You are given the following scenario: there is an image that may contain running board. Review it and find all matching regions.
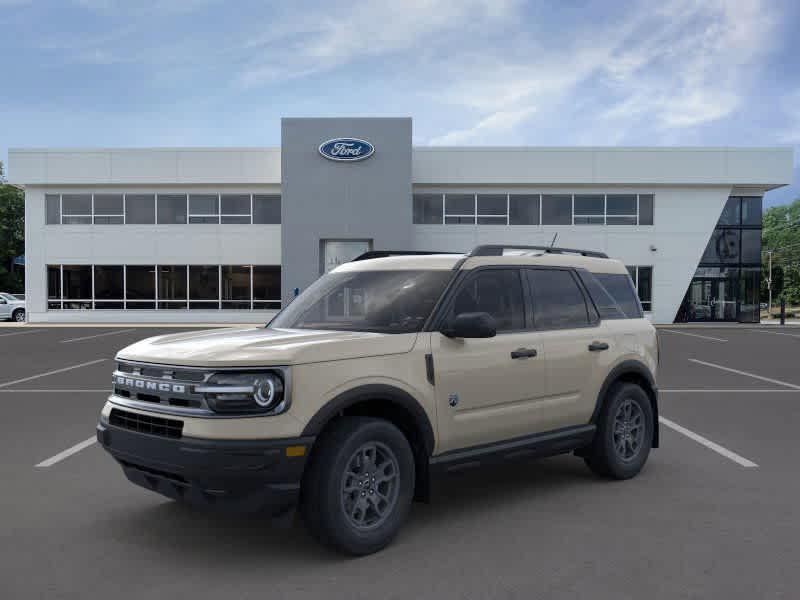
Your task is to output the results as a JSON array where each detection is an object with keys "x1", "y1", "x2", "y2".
[{"x1": 430, "y1": 424, "x2": 596, "y2": 473}]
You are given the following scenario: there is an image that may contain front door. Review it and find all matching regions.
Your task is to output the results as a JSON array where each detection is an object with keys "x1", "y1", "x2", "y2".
[{"x1": 431, "y1": 268, "x2": 548, "y2": 453}]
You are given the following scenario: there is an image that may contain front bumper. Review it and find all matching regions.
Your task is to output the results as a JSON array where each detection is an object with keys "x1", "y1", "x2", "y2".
[{"x1": 97, "y1": 419, "x2": 314, "y2": 515}]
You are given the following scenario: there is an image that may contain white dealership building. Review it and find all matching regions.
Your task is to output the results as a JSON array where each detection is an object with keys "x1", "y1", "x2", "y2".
[{"x1": 8, "y1": 117, "x2": 794, "y2": 325}]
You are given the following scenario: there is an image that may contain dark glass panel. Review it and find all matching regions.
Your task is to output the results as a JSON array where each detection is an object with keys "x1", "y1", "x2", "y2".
[
  {"x1": 158, "y1": 266, "x2": 187, "y2": 300},
  {"x1": 125, "y1": 194, "x2": 156, "y2": 224},
  {"x1": 93, "y1": 266, "x2": 123, "y2": 299},
  {"x1": 509, "y1": 194, "x2": 540, "y2": 225},
  {"x1": 253, "y1": 266, "x2": 280, "y2": 300},
  {"x1": 606, "y1": 194, "x2": 637, "y2": 215},
  {"x1": 741, "y1": 197, "x2": 762, "y2": 226},
  {"x1": 574, "y1": 195, "x2": 604, "y2": 215},
  {"x1": 541, "y1": 195, "x2": 571, "y2": 225},
  {"x1": 701, "y1": 229, "x2": 740, "y2": 263},
  {"x1": 46, "y1": 195, "x2": 60, "y2": 224},
  {"x1": 189, "y1": 265, "x2": 219, "y2": 301},
  {"x1": 222, "y1": 266, "x2": 251, "y2": 301},
  {"x1": 62, "y1": 266, "x2": 91, "y2": 299},
  {"x1": 157, "y1": 194, "x2": 187, "y2": 224},
  {"x1": 717, "y1": 197, "x2": 741, "y2": 226},
  {"x1": 126, "y1": 266, "x2": 156, "y2": 299},
  {"x1": 638, "y1": 194, "x2": 654, "y2": 225},
  {"x1": 47, "y1": 266, "x2": 61, "y2": 299},
  {"x1": 444, "y1": 194, "x2": 474, "y2": 216},
  {"x1": 739, "y1": 267, "x2": 760, "y2": 323},
  {"x1": 528, "y1": 269, "x2": 590, "y2": 328},
  {"x1": 740, "y1": 229, "x2": 761, "y2": 263},
  {"x1": 253, "y1": 195, "x2": 281, "y2": 224},
  {"x1": 476, "y1": 194, "x2": 507, "y2": 216}
]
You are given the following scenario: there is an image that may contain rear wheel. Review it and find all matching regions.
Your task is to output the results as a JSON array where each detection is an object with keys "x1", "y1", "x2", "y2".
[
  {"x1": 584, "y1": 382, "x2": 653, "y2": 479},
  {"x1": 12, "y1": 309, "x2": 25, "y2": 322},
  {"x1": 301, "y1": 417, "x2": 415, "y2": 555}
]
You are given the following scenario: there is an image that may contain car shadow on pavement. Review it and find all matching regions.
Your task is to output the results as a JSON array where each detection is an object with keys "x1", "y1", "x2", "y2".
[{"x1": 102, "y1": 454, "x2": 608, "y2": 561}]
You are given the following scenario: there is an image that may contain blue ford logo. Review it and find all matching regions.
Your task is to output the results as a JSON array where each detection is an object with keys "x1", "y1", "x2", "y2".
[{"x1": 318, "y1": 138, "x2": 375, "y2": 162}]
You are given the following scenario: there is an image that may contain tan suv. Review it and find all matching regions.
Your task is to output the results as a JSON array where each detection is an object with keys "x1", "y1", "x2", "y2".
[{"x1": 97, "y1": 245, "x2": 659, "y2": 555}]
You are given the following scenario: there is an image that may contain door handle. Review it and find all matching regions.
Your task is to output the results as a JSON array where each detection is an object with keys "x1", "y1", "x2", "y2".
[
  {"x1": 511, "y1": 348, "x2": 538, "y2": 359},
  {"x1": 588, "y1": 341, "x2": 609, "y2": 352}
]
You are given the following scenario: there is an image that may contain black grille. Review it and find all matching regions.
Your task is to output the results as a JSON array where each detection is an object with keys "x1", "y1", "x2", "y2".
[{"x1": 109, "y1": 408, "x2": 184, "y2": 439}]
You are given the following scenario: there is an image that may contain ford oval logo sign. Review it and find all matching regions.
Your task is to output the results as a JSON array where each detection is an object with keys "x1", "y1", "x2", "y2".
[{"x1": 318, "y1": 138, "x2": 375, "y2": 162}]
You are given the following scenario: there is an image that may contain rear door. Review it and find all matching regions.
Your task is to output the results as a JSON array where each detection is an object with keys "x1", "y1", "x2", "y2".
[
  {"x1": 0, "y1": 296, "x2": 10, "y2": 319},
  {"x1": 525, "y1": 268, "x2": 612, "y2": 429},
  {"x1": 431, "y1": 267, "x2": 548, "y2": 452}
]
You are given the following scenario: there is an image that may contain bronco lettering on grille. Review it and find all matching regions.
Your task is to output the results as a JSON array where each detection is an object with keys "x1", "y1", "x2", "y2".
[{"x1": 114, "y1": 375, "x2": 186, "y2": 394}]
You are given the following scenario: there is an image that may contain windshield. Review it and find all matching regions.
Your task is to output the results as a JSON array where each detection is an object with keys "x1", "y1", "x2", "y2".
[{"x1": 270, "y1": 270, "x2": 453, "y2": 333}]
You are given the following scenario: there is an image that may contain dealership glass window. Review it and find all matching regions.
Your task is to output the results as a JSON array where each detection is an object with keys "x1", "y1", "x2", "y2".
[
  {"x1": 253, "y1": 194, "x2": 281, "y2": 224},
  {"x1": 47, "y1": 264, "x2": 281, "y2": 311},
  {"x1": 125, "y1": 194, "x2": 155, "y2": 225},
  {"x1": 253, "y1": 266, "x2": 281, "y2": 309},
  {"x1": 62, "y1": 265, "x2": 92, "y2": 309},
  {"x1": 605, "y1": 194, "x2": 637, "y2": 225},
  {"x1": 476, "y1": 194, "x2": 507, "y2": 225},
  {"x1": 626, "y1": 265, "x2": 653, "y2": 312},
  {"x1": 741, "y1": 196, "x2": 762, "y2": 226},
  {"x1": 125, "y1": 265, "x2": 155, "y2": 309},
  {"x1": 61, "y1": 194, "x2": 92, "y2": 224},
  {"x1": 46, "y1": 194, "x2": 61, "y2": 224},
  {"x1": 740, "y1": 229, "x2": 761, "y2": 264},
  {"x1": 222, "y1": 265, "x2": 252, "y2": 309},
  {"x1": 717, "y1": 197, "x2": 741, "y2": 226},
  {"x1": 701, "y1": 229, "x2": 741, "y2": 263},
  {"x1": 739, "y1": 267, "x2": 760, "y2": 323},
  {"x1": 158, "y1": 266, "x2": 187, "y2": 309},
  {"x1": 93, "y1": 194, "x2": 124, "y2": 224},
  {"x1": 157, "y1": 194, "x2": 187, "y2": 224},
  {"x1": 413, "y1": 194, "x2": 443, "y2": 224},
  {"x1": 509, "y1": 194, "x2": 540, "y2": 225},
  {"x1": 93, "y1": 266, "x2": 124, "y2": 309},
  {"x1": 541, "y1": 195, "x2": 572, "y2": 225},
  {"x1": 573, "y1": 195, "x2": 605, "y2": 224},
  {"x1": 189, "y1": 194, "x2": 220, "y2": 224},
  {"x1": 47, "y1": 265, "x2": 62, "y2": 309},
  {"x1": 189, "y1": 265, "x2": 219, "y2": 309},
  {"x1": 444, "y1": 194, "x2": 475, "y2": 224},
  {"x1": 638, "y1": 194, "x2": 654, "y2": 225},
  {"x1": 221, "y1": 194, "x2": 251, "y2": 224}
]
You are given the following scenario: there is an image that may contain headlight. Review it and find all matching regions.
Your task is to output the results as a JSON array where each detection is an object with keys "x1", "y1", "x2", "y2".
[{"x1": 195, "y1": 371, "x2": 287, "y2": 415}]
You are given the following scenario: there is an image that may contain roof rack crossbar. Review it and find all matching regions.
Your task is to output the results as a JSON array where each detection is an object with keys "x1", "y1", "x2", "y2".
[
  {"x1": 351, "y1": 250, "x2": 456, "y2": 262},
  {"x1": 469, "y1": 245, "x2": 609, "y2": 259}
]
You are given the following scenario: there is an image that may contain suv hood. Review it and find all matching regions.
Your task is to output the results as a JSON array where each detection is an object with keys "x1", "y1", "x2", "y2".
[{"x1": 116, "y1": 327, "x2": 418, "y2": 367}]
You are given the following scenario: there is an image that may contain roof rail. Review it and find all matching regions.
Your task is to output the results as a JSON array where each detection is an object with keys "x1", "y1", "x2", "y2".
[
  {"x1": 351, "y1": 250, "x2": 456, "y2": 262},
  {"x1": 470, "y1": 245, "x2": 609, "y2": 259}
]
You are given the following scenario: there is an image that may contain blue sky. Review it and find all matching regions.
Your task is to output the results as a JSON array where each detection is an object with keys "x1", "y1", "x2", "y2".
[{"x1": 1, "y1": 0, "x2": 798, "y2": 206}]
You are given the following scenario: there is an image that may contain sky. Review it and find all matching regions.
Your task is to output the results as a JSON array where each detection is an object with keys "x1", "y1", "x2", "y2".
[{"x1": 1, "y1": 0, "x2": 798, "y2": 207}]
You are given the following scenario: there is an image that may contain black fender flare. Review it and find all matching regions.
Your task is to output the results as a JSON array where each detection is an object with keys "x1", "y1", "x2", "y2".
[
  {"x1": 301, "y1": 384, "x2": 436, "y2": 456},
  {"x1": 591, "y1": 360, "x2": 659, "y2": 448}
]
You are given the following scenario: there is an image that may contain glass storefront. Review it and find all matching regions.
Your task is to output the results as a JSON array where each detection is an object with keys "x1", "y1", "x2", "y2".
[{"x1": 676, "y1": 197, "x2": 762, "y2": 323}]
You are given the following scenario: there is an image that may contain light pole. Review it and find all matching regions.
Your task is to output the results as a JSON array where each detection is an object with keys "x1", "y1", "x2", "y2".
[{"x1": 767, "y1": 250, "x2": 773, "y2": 319}]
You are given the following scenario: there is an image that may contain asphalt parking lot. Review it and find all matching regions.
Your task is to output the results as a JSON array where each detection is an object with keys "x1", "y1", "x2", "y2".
[{"x1": 2, "y1": 324, "x2": 799, "y2": 599}]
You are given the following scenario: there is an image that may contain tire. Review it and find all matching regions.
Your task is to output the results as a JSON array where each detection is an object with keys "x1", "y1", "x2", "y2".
[
  {"x1": 584, "y1": 382, "x2": 653, "y2": 480},
  {"x1": 12, "y1": 309, "x2": 25, "y2": 322},
  {"x1": 301, "y1": 417, "x2": 415, "y2": 555}
]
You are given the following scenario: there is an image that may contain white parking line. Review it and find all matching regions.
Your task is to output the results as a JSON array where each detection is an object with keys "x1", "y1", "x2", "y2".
[
  {"x1": 0, "y1": 359, "x2": 106, "y2": 388},
  {"x1": 60, "y1": 329, "x2": 135, "y2": 343},
  {"x1": 659, "y1": 416, "x2": 758, "y2": 468},
  {"x1": 0, "y1": 329, "x2": 44, "y2": 338},
  {"x1": 661, "y1": 388, "x2": 800, "y2": 393},
  {"x1": 35, "y1": 436, "x2": 97, "y2": 468},
  {"x1": 660, "y1": 329, "x2": 727, "y2": 342},
  {"x1": 689, "y1": 358, "x2": 800, "y2": 390},
  {"x1": 0, "y1": 389, "x2": 109, "y2": 393},
  {"x1": 747, "y1": 329, "x2": 800, "y2": 338}
]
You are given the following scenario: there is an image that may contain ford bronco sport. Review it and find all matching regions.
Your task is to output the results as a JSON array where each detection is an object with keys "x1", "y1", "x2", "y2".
[{"x1": 97, "y1": 245, "x2": 659, "y2": 555}]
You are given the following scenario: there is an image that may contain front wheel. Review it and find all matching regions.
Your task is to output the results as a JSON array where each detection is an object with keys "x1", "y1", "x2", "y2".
[
  {"x1": 12, "y1": 309, "x2": 25, "y2": 322},
  {"x1": 584, "y1": 382, "x2": 653, "y2": 479},
  {"x1": 301, "y1": 417, "x2": 415, "y2": 555}
]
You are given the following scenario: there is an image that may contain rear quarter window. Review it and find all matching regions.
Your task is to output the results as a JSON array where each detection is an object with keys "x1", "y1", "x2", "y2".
[{"x1": 592, "y1": 273, "x2": 643, "y2": 318}]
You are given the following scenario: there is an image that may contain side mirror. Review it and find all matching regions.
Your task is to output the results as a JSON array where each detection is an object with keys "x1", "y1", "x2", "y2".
[{"x1": 442, "y1": 312, "x2": 496, "y2": 339}]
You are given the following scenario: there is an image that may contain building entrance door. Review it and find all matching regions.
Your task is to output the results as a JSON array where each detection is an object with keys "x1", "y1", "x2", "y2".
[{"x1": 683, "y1": 277, "x2": 738, "y2": 321}]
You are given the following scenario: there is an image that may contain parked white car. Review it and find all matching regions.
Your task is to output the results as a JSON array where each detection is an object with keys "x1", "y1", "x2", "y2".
[{"x1": 0, "y1": 293, "x2": 26, "y2": 322}]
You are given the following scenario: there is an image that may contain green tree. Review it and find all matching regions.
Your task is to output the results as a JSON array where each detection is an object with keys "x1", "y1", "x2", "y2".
[
  {"x1": 762, "y1": 197, "x2": 800, "y2": 306},
  {"x1": 0, "y1": 162, "x2": 25, "y2": 293}
]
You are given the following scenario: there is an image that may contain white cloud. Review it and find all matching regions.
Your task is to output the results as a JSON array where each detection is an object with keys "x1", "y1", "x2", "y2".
[
  {"x1": 429, "y1": 0, "x2": 779, "y2": 144},
  {"x1": 429, "y1": 107, "x2": 536, "y2": 145}
]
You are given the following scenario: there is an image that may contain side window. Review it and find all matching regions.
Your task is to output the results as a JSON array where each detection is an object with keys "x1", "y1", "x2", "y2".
[
  {"x1": 594, "y1": 273, "x2": 643, "y2": 318},
  {"x1": 451, "y1": 269, "x2": 525, "y2": 332},
  {"x1": 527, "y1": 269, "x2": 590, "y2": 329}
]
